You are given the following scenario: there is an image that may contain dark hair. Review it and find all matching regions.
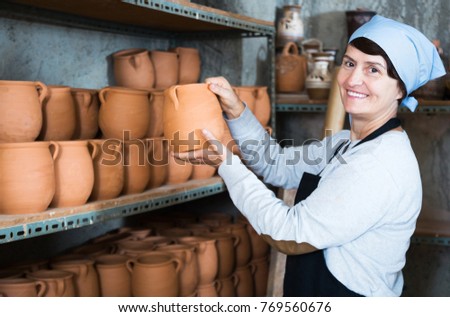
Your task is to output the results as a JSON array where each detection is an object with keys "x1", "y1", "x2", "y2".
[{"x1": 349, "y1": 37, "x2": 407, "y2": 101}]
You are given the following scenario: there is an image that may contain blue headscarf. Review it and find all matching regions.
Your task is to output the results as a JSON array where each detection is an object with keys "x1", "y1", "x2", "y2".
[{"x1": 349, "y1": 15, "x2": 446, "y2": 111}]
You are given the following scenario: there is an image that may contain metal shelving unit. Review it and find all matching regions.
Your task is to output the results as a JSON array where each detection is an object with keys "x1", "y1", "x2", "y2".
[{"x1": 0, "y1": 1, "x2": 275, "y2": 244}]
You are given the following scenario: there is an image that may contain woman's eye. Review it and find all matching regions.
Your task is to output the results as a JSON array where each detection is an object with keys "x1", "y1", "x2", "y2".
[
  {"x1": 369, "y1": 67, "x2": 379, "y2": 73},
  {"x1": 344, "y1": 60, "x2": 354, "y2": 67}
]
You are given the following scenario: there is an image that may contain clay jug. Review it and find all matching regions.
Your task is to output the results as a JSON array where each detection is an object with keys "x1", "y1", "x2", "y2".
[
  {"x1": 233, "y1": 86, "x2": 256, "y2": 113},
  {"x1": 169, "y1": 47, "x2": 201, "y2": 84},
  {"x1": 94, "y1": 254, "x2": 131, "y2": 297},
  {"x1": 0, "y1": 80, "x2": 48, "y2": 142},
  {"x1": 98, "y1": 86, "x2": 151, "y2": 140},
  {"x1": 50, "y1": 258, "x2": 100, "y2": 297},
  {"x1": 163, "y1": 83, "x2": 224, "y2": 152},
  {"x1": 50, "y1": 140, "x2": 95, "y2": 208},
  {"x1": 115, "y1": 240, "x2": 154, "y2": 258},
  {"x1": 26, "y1": 269, "x2": 76, "y2": 297},
  {"x1": 213, "y1": 222, "x2": 252, "y2": 267},
  {"x1": 276, "y1": 5, "x2": 304, "y2": 48},
  {"x1": 191, "y1": 164, "x2": 217, "y2": 180},
  {"x1": 89, "y1": 139, "x2": 124, "y2": 201},
  {"x1": 249, "y1": 256, "x2": 269, "y2": 297},
  {"x1": 276, "y1": 42, "x2": 307, "y2": 93},
  {"x1": 39, "y1": 85, "x2": 76, "y2": 141},
  {"x1": 200, "y1": 232, "x2": 237, "y2": 279},
  {"x1": 217, "y1": 275, "x2": 238, "y2": 297},
  {"x1": 176, "y1": 236, "x2": 218, "y2": 285},
  {"x1": 238, "y1": 218, "x2": 270, "y2": 260},
  {"x1": 113, "y1": 48, "x2": 155, "y2": 90},
  {"x1": 234, "y1": 264, "x2": 255, "y2": 297},
  {"x1": 253, "y1": 86, "x2": 271, "y2": 126},
  {"x1": 147, "y1": 89, "x2": 165, "y2": 137},
  {"x1": 305, "y1": 59, "x2": 332, "y2": 100},
  {"x1": 0, "y1": 278, "x2": 46, "y2": 297},
  {"x1": 150, "y1": 50, "x2": 179, "y2": 89},
  {"x1": 127, "y1": 251, "x2": 182, "y2": 297},
  {"x1": 196, "y1": 280, "x2": 220, "y2": 297},
  {"x1": 146, "y1": 137, "x2": 169, "y2": 189},
  {"x1": 122, "y1": 139, "x2": 151, "y2": 195},
  {"x1": 156, "y1": 244, "x2": 199, "y2": 297},
  {"x1": 71, "y1": 88, "x2": 99, "y2": 140},
  {"x1": 0, "y1": 141, "x2": 57, "y2": 215},
  {"x1": 166, "y1": 154, "x2": 193, "y2": 185}
]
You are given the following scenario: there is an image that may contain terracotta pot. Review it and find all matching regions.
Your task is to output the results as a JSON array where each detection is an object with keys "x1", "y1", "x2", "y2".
[
  {"x1": 50, "y1": 258, "x2": 100, "y2": 297},
  {"x1": 253, "y1": 86, "x2": 271, "y2": 126},
  {"x1": 234, "y1": 264, "x2": 254, "y2": 297},
  {"x1": 213, "y1": 222, "x2": 252, "y2": 267},
  {"x1": 0, "y1": 141, "x2": 57, "y2": 215},
  {"x1": 0, "y1": 278, "x2": 46, "y2": 297},
  {"x1": 200, "y1": 232, "x2": 237, "y2": 279},
  {"x1": 163, "y1": 83, "x2": 224, "y2": 152},
  {"x1": 217, "y1": 276, "x2": 238, "y2": 297},
  {"x1": 95, "y1": 254, "x2": 131, "y2": 297},
  {"x1": 89, "y1": 139, "x2": 124, "y2": 201},
  {"x1": 176, "y1": 236, "x2": 218, "y2": 285},
  {"x1": 26, "y1": 269, "x2": 76, "y2": 297},
  {"x1": 147, "y1": 89, "x2": 165, "y2": 137},
  {"x1": 169, "y1": 47, "x2": 201, "y2": 84},
  {"x1": 115, "y1": 240, "x2": 154, "y2": 258},
  {"x1": 249, "y1": 256, "x2": 269, "y2": 297},
  {"x1": 238, "y1": 219, "x2": 270, "y2": 260},
  {"x1": 233, "y1": 86, "x2": 256, "y2": 112},
  {"x1": 146, "y1": 137, "x2": 169, "y2": 189},
  {"x1": 127, "y1": 251, "x2": 182, "y2": 297},
  {"x1": 150, "y1": 50, "x2": 179, "y2": 89},
  {"x1": 196, "y1": 280, "x2": 220, "y2": 297},
  {"x1": 122, "y1": 139, "x2": 151, "y2": 195},
  {"x1": 156, "y1": 244, "x2": 199, "y2": 296},
  {"x1": 0, "y1": 80, "x2": 48, "y2": 142},
  {"x1": 166, "y1": 154, "x2": 193, "y2": 185},
  {"x1": 276, "y1": 42, "x2": 307, "y2": 93},
  {"x1": 51, "y1": 140, "x2": 95, "y2": 208},
  {"x1": 126, "y1": 227, "x2": 153, "y2": 240},
  {"x1": 71, "y1": 88, "x2": 100, "y2": 140},
  {"x1": 191, "y1": 164, "x2": 217, "y2": 180},
  {"x1": 113, "y1": 48, "x2": 155, "y2": 90},
  {"x1": 98, "y1": 86, "x2": 151, "y2": 140},
  {"x1": 39, "y1": 85, "x2": 76, "y2": 141}
]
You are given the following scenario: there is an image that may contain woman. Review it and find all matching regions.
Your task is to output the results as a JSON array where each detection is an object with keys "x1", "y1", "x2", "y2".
[{"x1": 175, "y1": 15, "x2": 446, "y2": 296}]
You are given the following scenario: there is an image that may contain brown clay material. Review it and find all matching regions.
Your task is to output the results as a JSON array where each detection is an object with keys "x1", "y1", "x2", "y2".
[
  {"x1": 150, "y1": 50, "x2": 179, "y2": 89},
  {"x1": 39, "y1": 85, "x2": 76, "y2": 141},
  {"x1": 26, "y1": 269, "x2": 76, "y2": 297},
  {"x1": 0, "y1": 141, "x2": 56, "y2": 215},
  {"x1": 163, "y1": 83, "x2": 224, "y2": 152},
  {"x1": 147, "y1": 89, "x2": 165, "y2": 138},
  {"x1": 113, "y1": 48, "x2": 155, "y2": 90},
  {"x1": 71, "y1": 88, "x2": 100, "y2": 140},
  {"x1": 146, "y1": 137, "x2": 169, "y2": 189},
  {"x1": 0, "y1": 278, "x2": 47, "y2": 297},
  {"x1": 276, "y1": 42, "x2": 307, "y2": 93},
  {"x1": 166, "y1": 154, "x2": 192, "y2": 185},
  {"x1": 122, "y1": 139, "x2": 151, "y2": 195},
  {"x1": 169, "y1": 47, "x2": 201, "y2": 84},
  {"x1": 94, "y1": 254, "x2": 131, "y2": 297},
  {"x1": 0, "y1": 80, "x2": 48, "y2": 142}
]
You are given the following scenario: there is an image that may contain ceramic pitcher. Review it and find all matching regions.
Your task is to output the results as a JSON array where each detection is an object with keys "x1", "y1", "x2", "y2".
[
  {"x1": 71, "y1": 88, "x2": 99, "y2": 140},
  {"x1": 276, "y1": 42, "x2": 307, "y2": 93},
  {"x1": 113, "y1": 48, "x2": 155, "y2": 90},
  {"x1": 200, "y1": 232, "x2": 237, "y2": 279},
  {"x1": 126, "y1": 251, "x2": 182, "y2": 297},
  {"x1": 169, "y1": 47, "x2": 201, "y2": 84},
  {"x1": 39, "y1": 85, "x2": 76, "y2": 141},
  {"x1": 213, "y1": 222, "x2": 252, "y2": 267},
  {"x1": 98, "y1": 86, "x2": 151, "y2": 140},
  {"x1": 50, "y1": 140, "x2": 96, "y2": 208},
  {"x1": 0, "y1": 141, "x2": 57, "y2": 215},
  {"x1": 26, "y1": 269, "x2": 76, "y2": 297},
  {"x1": 0, "y1": 278, "x2": 46, "y2": 297},
  {"x1": 163, "y1": 83, "x2": 224, "y2": 152},
  {"x1": 89, "y1": 139, "x2": 124, "y2": 201},
  {"x1": 95, "y1": 254, "x2": 131, "y2": 297},
  {"x1": 0, "y1": 80, "x2": 48, "y2": 142}
]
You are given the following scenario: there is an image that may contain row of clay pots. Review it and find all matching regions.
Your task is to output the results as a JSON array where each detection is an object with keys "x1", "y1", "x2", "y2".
[
  {"x1": 113, "y1": 47, "x2": 201, "y2": 91},
  {"x1": 0, "y1": 137, "x2": 218, "y2": 215}
]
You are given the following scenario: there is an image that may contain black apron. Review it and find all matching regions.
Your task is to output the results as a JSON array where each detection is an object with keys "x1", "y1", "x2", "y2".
[{"x1": 283, "y1": 118, "x2": 401, "y2": 297}]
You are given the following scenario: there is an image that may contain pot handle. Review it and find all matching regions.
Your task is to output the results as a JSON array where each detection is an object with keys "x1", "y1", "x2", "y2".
[
  {"x1": 167, "y1": 85, "x2": 180, "y2": 110},
  {"x1": 231, "y1": 273, "x2": 240, "y2": 287},
  {"x1": 35, "y1": 81, "x2": 49, "y2": 105},
  {"x1": 126, "y1": 259, "x2": 135, "y2": 273},
  {"x1": 129, "y1": 53, "x2": 141, "y2": 69},
  {"x1": 56, "y1": 279, "x2": 66, "y2": 297},
  {"x1": 282, "y1": 42, "x2": 299, "y2": 56},
  {"x1": 232, "y1": 235, "x2": 240, "y2": 248},
  {"x1": 98, "y1": 87, "x2": 110, "y2": 104},
  {"x1": 76, "y1": 90, "x2": 93, "y2": 110},
  {"x1": 35, "y1": 280, "x2": 47, "y2": 297},
  {"x1": 87, "y1": 140, "x2": 100, "y2": 160},
  {"x1": 172, "y1": 257, "x2": 183, "y2": 275},
  {"x1": 49, "y1": 141, "x2": 60, "y2": 161}
]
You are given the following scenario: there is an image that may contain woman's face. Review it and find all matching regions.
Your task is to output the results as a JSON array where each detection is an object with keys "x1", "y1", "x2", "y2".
[{"x1": 337, "y1": 45, "x2": 403, "y2": 120}]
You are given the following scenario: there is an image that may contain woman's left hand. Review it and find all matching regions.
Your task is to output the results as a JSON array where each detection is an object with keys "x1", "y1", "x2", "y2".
[{"x1": 172, "y1": 129, "x2": 232, "y2": 167}]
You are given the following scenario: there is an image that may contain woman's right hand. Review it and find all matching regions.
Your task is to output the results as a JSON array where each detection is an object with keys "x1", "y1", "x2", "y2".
[{"x1": 205, "y1": 76, "x2": 245, "y2": 119}]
